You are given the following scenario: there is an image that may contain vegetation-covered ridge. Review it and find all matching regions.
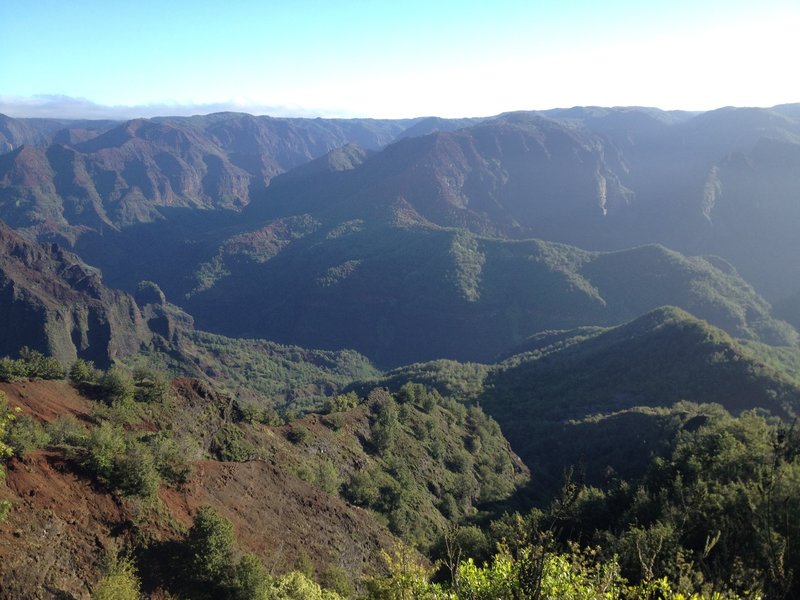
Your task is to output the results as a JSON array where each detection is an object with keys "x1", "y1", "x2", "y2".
[
  {"x1": 373, "y1": 306, "x2": 800, "y2": 493},
  {"x1": 4, "y1": 360, "x2": 799, "y2": 597},
  {"x1": 0, "y1": 221, "x2": 380, "y2": 408},
  {"x1": 175, "y1": 219, "x2": 796, "y2": 367},
  {"x1": 0, "y1": 352, "x2": 528, "y2": 598}
]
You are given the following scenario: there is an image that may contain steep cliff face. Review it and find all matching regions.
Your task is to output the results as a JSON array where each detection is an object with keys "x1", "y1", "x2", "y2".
[
  {"x1": 0, "y1": 113, "x2": 420, "y2": 239},
  {"x1": 0, "y1": 221, "x2": 150, "y2": 367}
]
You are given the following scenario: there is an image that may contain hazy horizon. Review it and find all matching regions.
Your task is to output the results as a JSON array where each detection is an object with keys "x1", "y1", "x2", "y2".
[
  {"x1": 2, "y1": 0, "x2": 799, "y2": 119},
  {"x1": 3, "y1": 95, "x2": 800, "y2": 123}
]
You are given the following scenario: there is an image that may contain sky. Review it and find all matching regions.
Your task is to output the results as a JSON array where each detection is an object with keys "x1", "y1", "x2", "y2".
[{"x1": 1, "y1": 0, "x2": 799, "y2": 120}]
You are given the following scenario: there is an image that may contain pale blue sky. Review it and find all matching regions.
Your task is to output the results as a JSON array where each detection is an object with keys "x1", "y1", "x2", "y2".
[{"x1": 1, "y1": 0, "x2": 799, "y2": 118}]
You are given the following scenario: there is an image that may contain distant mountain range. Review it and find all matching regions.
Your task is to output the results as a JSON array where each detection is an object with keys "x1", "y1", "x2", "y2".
[{"x1": 1, "y1": 105, "x2": 799, "y2": 368}]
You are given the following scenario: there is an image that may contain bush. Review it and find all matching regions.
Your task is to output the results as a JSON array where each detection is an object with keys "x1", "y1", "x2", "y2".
[
  {"x1": 233, "y1": 553, "x2": 269, "y2": 600},
  {"x1": 47, "y1": 415, "x2": 88, "y2": 447},
  {"x1": 186, "y1": 506, "x2": 236, "y2": 584},
  {"x1": 267, "y1": 571, "x2": 345, "y2": 599},
  {"x1": 371, "y1": 393, "x2": 399, "y2": 455},
  {"x1": 321, "y1": 565, "x2": 355, "y2": 598},
  {"x1": 0, "y1": 501, "x2": 10, "y2": 523},
  {"x1": 91, "y1": 555, "x2": 141, "y2": 600},
  {"x1": 447, "y1": 449, "x2": 473, "y2": 474},
  {"x1": 113, "y1": 440, "x2": 160, "y2": 498},
  {"x1": 324, "y1": 413, "x2": 346, "y2": 431},
  {"x1": 69, "y1": 359, "x2": 100, "y2": 386},
  {"x1": 97, "y1": 368, "x2": 136, "y2": 406},
  {"x1": 0, "y1": 394, "x2": 18, "y2": 462},
  {"x1": 323, "y1": 392, "x2": 359, "y2": 414},
  {"x1": 81, "y1": 422, "x2": 126, "y2": 482},
  {"x1": 5, "y1": 414, "x2": 50, "y2": 458},
  {"x1": 287, "y1": 426, "x2": 312, "y2": 444},
  {"x1": 238, "y1": 402, "x2": 282, "y2": 426},
  {"x1": 344, "y1": 469, "x2": 381, "y2": 507},
  {"x1": 0, "y1": 348, "x2": 66, "y2": 382},
  {"x1": 19, "y1": 348, "x2": 66, "y2": 380},
  {"x1": 149, "y1": 432, "x2": 195, "y2": 484},
  {"x1": 316, "y1": 459, "x2": 342, "y2": 495},
  {"x1": 211, "y1": 423, "x2": 252, "y2": 462},
  {"x1": 0, "y1": 357, "x2": 29, "y2": 382},
  {"x1": 133, "y1": 367, "x2": 170, "y2": 403}
]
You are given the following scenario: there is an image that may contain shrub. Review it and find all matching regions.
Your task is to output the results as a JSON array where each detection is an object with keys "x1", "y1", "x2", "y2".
[
  {"x1": 238, "y1": 403, "x2": 282, "y2": 426},
  {"x1": 324, "y1": 413, "x2": 346, "y2": 431},
  {"x1": 323, "y1": 391, "x2": 359, "y2": 414},
  {"x1": 113, "y1": 440, "x2": 160, "y2": 498},
  {"x1": 371, "y1": 394, "x2": 399, "y2": 455},
  {"x1": 421, "y1": 392, "x2": 439, "y2": 414},
  {"x1": 185, "y1": 506, "x2": 236, "y2": 584},
  {"x1": 149, "y1": 432, "x2": 194, "y2": 484},
  {"x1": 344, "y1": 469, "x2": 381, "y2": 507},
  {"x1": 232, "y1": 553, "x2": 269, "y2": 600},
  {"x1": 133, "y1": 367, "x2": 170, "y2": 404},
  {"x1": 91, "y1": 555, "x2": 141, "y2": 600},
  {"x1": 0, "y1": 394, "x2": 18, "y2": 523},
  {"x1": 0, "y1": 348, "x2": 66, "y2": 382},
  {"x1": 447, "y1": 449, "x2": 473, "y2": 474},
  {"x1": 46, "y1": 415, "x2": 88, "y2": 447},
  {"x1": 211, "y1": 423, "x2": 252, "y2": 462},
  {"x1": 80, "y1": 422, "x2": 126, "y2": 482},
  {"x1": 69, "y1": 359, "x2": 100, "y2": 386},
  {"x1": 97, "y1": 368, "x2": 136, "y2": 406},
  {"x1": 316, "y1": 459, "x2": 342, "y2": 495},
  {"x1": 268, "y1": 571, "x2": 345, "y2": 600},
  {"x1": 5, "y1": 414, "x2": 50, "y2": 458},
  {"x1": 78, "y1": 423, "x2": 163, "y2": 498},
  {"x1": 321, "y1": 565, "x2": 355, "y2": 598},
  {"x1": 287, "y1": 426, "x2": 312, "y2": 444},
  {"x1": 0, "y1": 357, "x2": 29, "y2": 382},
  {"x1": 19, "y1": 348, "x2": 66, "y2": 380},
  {"x1": 0, "y1": 394, "x2": 18, "y2": 465},
  {"x1": 365, "y1": 545, "x2": 442, "y2": 600}
]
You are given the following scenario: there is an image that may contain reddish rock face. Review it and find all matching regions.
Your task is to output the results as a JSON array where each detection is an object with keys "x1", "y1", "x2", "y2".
[{"x1": 0, "y1": 221, "x2": 150, "y2": 368}]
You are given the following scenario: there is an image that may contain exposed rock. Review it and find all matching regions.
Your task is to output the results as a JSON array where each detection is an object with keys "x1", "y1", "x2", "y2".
[{"x1": 0, "y1": 221, "x2": 151, "y2": 368}]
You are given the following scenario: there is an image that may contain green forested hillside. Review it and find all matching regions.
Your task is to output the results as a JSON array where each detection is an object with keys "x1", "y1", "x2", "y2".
[
  {"x1": 129, "y1": 328, "x2": 378, "y2": 412},
  {"x1": 0, "y1": 358, "x2": 527, "y2": 598},
  {"x1": 7, "y1": 341, "x2": 800, "y2": 598},
  {"x1": 371, "y1": 307, "x2": 800, "y2": 496},
  {"x1": 178, "y1": 222, "x2": 795, "y2": 367}
]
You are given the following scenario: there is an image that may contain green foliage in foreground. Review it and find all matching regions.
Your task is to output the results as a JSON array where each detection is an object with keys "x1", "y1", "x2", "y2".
[
  {"x1": 91, "y1": 555, "x2": 141, "y2": 600},
  {"x1": 0, "y1": 347, "x2": 66, "y2": 382},
  {"x1": 356, "y1": 402, "x2": 799, "y2": 598},
  {"x1": 519, "y1": 405, "x2": 799, "y2": 598},
  {"x1": 0, "y1": 393, "x2": 17, "y2": 521},
  {"x1": 144, "y1": 506, "x2": 345, "y2": 600},
  {"x1": 0, "y1": 393, "x2": 18, "y2": 462},
  {"x1": 9, "y1": 345, "x2": 800, "y2": 597},
  {"x1": 365, "y1": 542, "x2": 746, "y2": 599}
]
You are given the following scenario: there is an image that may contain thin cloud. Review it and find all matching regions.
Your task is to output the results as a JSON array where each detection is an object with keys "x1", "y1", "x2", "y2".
[{"x1": 0, "y1": 95, "x2": 344, "y2": 120}]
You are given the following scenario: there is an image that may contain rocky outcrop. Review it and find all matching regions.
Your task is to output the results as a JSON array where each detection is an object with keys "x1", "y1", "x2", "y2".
[{"x1": 0, "y1": 221, "x2": 151, "y2": 367}]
